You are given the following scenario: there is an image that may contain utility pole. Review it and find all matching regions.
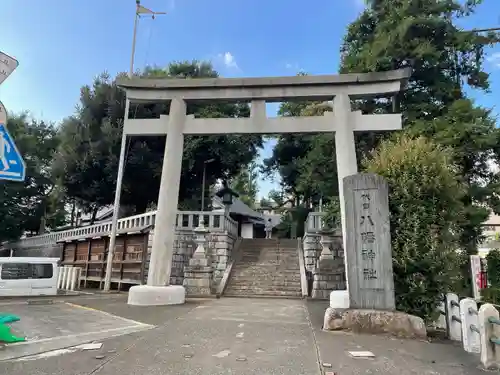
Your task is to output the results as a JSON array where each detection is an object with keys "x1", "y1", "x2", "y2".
[
  {"x1": 104, "y1": 1, "x2": 166, "y2": 292},
  {"x1": 129, "y1": 0, "x2": 166, "y2": 78}
]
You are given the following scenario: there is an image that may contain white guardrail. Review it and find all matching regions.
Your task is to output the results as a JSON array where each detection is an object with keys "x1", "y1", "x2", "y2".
[
  {"x1": 8, "y1": 211, "x2": 238, "y2": 249},
  {"x1": 438, "y1": 293, "x2": 500, "y2": 370}
]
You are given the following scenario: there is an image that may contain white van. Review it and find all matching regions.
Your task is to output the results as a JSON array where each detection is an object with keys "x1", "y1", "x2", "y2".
[{"x1": 0, "y1": 257, "x2": 60, "y2": 296}]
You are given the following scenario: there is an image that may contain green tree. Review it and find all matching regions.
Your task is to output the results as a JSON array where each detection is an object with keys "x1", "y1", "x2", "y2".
[
  {"x1": 361, "y1": 134, "x2": 465, "y2": 321},
  {"x1": 340, "y1": 0, "x2": 500, "y2": 257},
  {"x1": 230, "y1": 163, "x2": 259, "y2": 208},
  {"x1": 0, "y1": 114, "x2": 65, "y2": 241},
  {"x1": 53, "y1": 61, "x2": 263, "y2": 219},
  {"x1": 262, "y1": 73, "x2": 321, "y2": 206},
  {"x1": 482, "y1": 249, "x2": 500, "y2": 303}
]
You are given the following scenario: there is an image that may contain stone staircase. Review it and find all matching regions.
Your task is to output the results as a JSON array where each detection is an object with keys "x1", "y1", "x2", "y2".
[{"x1": 223, "y1": 238, "x2": 303, "y2": 298}]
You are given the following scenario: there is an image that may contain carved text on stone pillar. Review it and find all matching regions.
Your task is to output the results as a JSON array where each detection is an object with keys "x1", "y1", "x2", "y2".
[{"x1": 344, "y1": 173, "x2": 395, "y2": 310}]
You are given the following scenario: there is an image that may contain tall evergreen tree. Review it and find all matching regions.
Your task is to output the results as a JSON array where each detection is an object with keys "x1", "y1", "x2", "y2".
[{"x1": 340, "y1": 0, "x2": 500, "y2": 254}]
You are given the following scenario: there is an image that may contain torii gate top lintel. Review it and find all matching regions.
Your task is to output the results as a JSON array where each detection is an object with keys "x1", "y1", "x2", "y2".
[{"x1": 117, "y1": 68, "x2": 411, "y2": 103}]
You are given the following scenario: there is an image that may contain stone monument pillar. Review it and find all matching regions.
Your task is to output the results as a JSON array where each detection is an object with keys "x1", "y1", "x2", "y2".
[
  {"x1": 323, "y1": 173, "x2": 426, "y2": 339},
  {"x1": 183, "y1": 220, "x2": 213, "y2": 296},
  {"x1": 343, "y1": 173, "x2": 395, "y2": 310}
]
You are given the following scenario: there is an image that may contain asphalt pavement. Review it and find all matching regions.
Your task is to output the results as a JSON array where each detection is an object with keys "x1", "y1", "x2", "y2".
[{"x1": 0, "y1": 294, "x2": 490, "y2": 375}]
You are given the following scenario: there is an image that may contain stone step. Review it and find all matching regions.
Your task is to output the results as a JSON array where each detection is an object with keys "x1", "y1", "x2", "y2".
[
  {"x1": 237, "y1": 258, "x2": 299, "y2": 262},
  {"x1": 231, "y1": 270, "x2": 300, "y2": 276},
  {"x1": 239, "y1": 255, "x2": 299, "y2": 260},
  {"x1": 239, "y1": 253, "x2": 298, "y2": 258},
  {"x1": 239, "y1": 256, "x2": 297, "y2": 260},
  {"x1": 230, "y1": 275, "x2": 301, "y2": 281},
  {"x1": 224, "y1": 288, "x2": 302, "y2": 297},
  {"x1": 239, "y1": 259, "x2": 299, "y2": 264},
  {"x1": 230, "y1": 274, "x2": 302, "y2": 280},
  {"x1": 240, "y1": 248, "x2": 298, "y2": 252},
  {"x1": 232, "y1": 267, "x2": 300, "y2": 272},
  {"x1": 229, "y1": 282, "x2": 302, "y2": 288},
  {"x1": 225, "y1": 285, "x2": 301, "y2": 293},
  {"x1": 223, "y1": 294, "x2": 303, "y2": 300},
  {"x1": 236, "y1": 260, "x2": 299, "y2": 265},
  {"x1": 232, "y1": 268, "x2": 300, "y2": 274},
  {"x1": 234, "y1": 263, "x2": 300, "y2": 273},
  {"x1": 231, "y1": 271, "x2": 301, "y2": 278}
]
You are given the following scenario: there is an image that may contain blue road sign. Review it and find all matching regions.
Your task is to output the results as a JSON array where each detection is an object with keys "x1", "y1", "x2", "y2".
[{"x1": 0, "y1": 123, "x2": 25, "y2": 182}]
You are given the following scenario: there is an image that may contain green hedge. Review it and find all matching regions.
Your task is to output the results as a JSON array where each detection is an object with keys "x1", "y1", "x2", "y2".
[
  {"x1": 481, "y1": 287, "x2": 500, "y2": 305},
  {"x1": 361, "y1": 134, "x2": 465, "y2": 322}
]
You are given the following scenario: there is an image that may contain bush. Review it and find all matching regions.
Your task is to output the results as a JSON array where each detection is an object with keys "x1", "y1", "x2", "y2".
[
  {"x1": 322, "y1": 197, "x2": 341, "y2": 230},
  {"x1": 486, "y1": 249, "x2": 500, "y2": 288},
  {"x1": 362, "y1": 134, "x2": 466, "y2": 322},
  {"x1": 481, "y1": 287, "x2": 500, "y2": 304}
]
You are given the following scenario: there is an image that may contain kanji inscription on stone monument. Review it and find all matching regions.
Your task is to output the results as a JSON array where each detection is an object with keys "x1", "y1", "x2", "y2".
[{"x1": 343, "y1": 173, "x2": 395, "y2": 310}]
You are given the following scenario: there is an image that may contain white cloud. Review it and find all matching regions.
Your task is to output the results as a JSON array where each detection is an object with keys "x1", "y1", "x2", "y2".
[
  {"x1": 487, "y1": 52, "x2": 500, "y2": 68},
  {"x1": 217, "y1": 52, "x2": 239, "y2": 69},
  {"x1": 284, "y1": 62, "x2": 302, "y2": 72},
  {"x1": 353, "y1": 0, "x2": 366, "y2": 10}
]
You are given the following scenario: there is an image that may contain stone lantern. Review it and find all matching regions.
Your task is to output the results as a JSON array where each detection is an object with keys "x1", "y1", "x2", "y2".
[{"x1": 215, "y1": 180, "x2": 239, "y2": 216}]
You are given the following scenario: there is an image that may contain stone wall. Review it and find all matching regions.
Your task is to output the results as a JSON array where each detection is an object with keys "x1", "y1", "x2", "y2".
[
  {"x1": 303, "y1": 232, "x2": 346, "y2": 299},
  {"x1": 209, "y1": 232, "x2": 236, "y2": 287},
  {"x1": 303, "y1": 234, "x2": 321, "y2": 272},
  {"x1": 143, "y1": 229, "x2": 236, "y2": 290}
]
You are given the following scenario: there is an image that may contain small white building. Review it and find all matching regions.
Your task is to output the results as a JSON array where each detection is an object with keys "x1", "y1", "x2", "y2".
[{"x1": 211, "y1": 196, "x2": 281, "y2": 238}]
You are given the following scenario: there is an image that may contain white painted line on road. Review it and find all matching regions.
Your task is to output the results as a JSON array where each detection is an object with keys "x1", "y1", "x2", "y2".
[
  {"x1": 64, "y1": 302, "x2": 152, "y2": 327},
  {"x1": 8, "y1": 324, "x2": 154, "y2": 347}
]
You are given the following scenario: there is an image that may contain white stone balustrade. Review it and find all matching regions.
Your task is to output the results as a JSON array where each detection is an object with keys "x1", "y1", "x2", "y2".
[
  {"x1": 5, "y1": 211, "x2": 238, "y2": 250},
  {"x1": 57, "y1": 266, "x2": 82, "y2": 291},
  {"x1": 305, "y1": 212, "x2": 326, "y2": 234}
]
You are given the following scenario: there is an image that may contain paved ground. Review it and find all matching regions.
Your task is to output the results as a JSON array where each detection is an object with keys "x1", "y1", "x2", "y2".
[{"x1": 0, "y1": 294, "x2": 492, "y2": 375}]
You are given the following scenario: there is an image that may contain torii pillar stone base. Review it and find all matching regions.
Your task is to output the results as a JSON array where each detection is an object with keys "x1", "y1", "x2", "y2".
[{"x1": 127, "y1": 285, "x2": 185, "y2": 306}]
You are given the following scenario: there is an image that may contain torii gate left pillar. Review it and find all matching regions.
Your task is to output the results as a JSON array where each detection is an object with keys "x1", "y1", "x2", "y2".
[{"x1": 117, "y1": 69, "x2": 411, "y2": 306}]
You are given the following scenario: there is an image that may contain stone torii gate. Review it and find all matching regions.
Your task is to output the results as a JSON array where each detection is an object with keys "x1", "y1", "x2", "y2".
[{"x1": 116, "y1": 68, "x2": 411, "y2": 306}]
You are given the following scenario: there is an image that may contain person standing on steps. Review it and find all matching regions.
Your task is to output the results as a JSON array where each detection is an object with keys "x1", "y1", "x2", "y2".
[{"x1": 265, "y1": 218, "x2": 273, "y2": 239}]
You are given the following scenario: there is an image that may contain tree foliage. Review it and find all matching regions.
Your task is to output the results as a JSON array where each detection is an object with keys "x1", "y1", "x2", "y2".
[
  {"x1": 340, "y1": 0, "x2": 500, "y2": 255},
  {"x1": 486, "y1": 249, "x2": 500, "y2": 288},
  {"x1": 0, "y1": 114, "x2": 64, "y2": 242},
  {"x1": 482, "y1": 249, "x2": 500, "y2": 303},
  {"x1": 53, "y1": 61, "x2": 262, "y2": 219},
  {"x1": 362, "y1": 134, "x2": 465, "y2": 321},
  {"x1": 267, "y1": 0, "x2": 500, "y2": 260},
  {"x1": 230, "y1": 163, "x2": 259, "y2": 208}
]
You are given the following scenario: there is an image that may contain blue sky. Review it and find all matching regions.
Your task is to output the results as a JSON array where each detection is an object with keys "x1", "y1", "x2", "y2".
[{"x1": 1, "y1": 0, "x2": 500, "y2": 199}]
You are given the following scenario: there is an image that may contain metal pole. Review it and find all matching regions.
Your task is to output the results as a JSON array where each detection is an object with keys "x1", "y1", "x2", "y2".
[
  {"x1": 129, "y1": 1, "x2": 140, "y2": 78},
  {"x1": 103, "y1": 100, "x2": 130, "y2": 292},
  {"x1": 201, "y1": 163, "x2": 207, "y2": 211}
]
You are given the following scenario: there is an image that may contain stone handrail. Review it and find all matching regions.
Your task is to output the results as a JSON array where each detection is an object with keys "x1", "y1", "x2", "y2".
[
  {"x1": 297, "y1": 237, "x2": 308, "y2": 298},
  {"x1": 8, "y1": 210, "x2": 239, "y2": 249},
  {"x1": 216, "y1": 237, "x2": 243, "y2": 297},
  {"x1": 305, "y1": 212, "x2": 325, "y2": 234}
]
